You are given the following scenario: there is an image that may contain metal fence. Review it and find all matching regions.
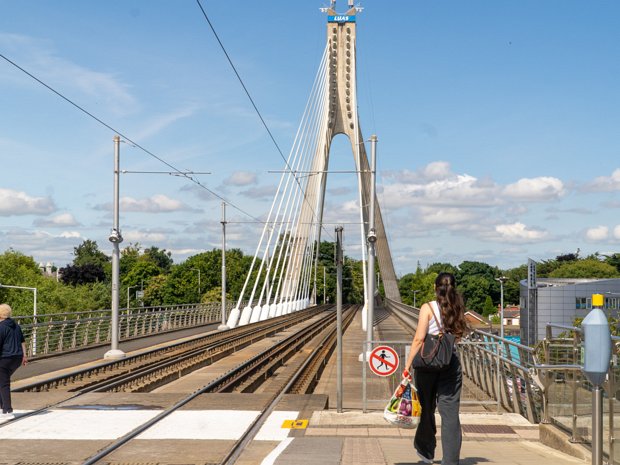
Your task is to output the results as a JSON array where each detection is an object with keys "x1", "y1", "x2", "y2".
[
  {"x1": 535, "y1": 323, "x2": 620, "y2": 465},
  {"x1": 14, "y1": 302, "x2": 239, "y2": 358},
  {"x1": 384, "y1": 298, "x2": 540, "y2": 422},
  {"x1": 385, "y1": 297, "x2": 620, "y2": 463}
]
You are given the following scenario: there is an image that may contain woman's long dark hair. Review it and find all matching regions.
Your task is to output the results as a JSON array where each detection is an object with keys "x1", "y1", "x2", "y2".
[{"x1": 434, "y1": 272, "x2": 468, "y2": 338}]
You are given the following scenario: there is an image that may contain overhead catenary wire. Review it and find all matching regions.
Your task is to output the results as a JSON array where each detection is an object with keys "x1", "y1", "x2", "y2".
[
  {"x1": 0, "y1": 52, "x2": 263, "y2": 225},
  {"x1": 194, "y1": 0, "x2": 332, "y2": 242}
]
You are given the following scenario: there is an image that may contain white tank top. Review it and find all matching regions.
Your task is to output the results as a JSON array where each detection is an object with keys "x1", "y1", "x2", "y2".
[{"x1": 427, "y1": 301, "x2": 442, "y2": 335}]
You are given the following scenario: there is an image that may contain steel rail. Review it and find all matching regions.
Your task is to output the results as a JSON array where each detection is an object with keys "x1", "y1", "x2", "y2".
[
  {"x1": 79, "y1": 305, "x2": 355, "y2": 465},
  {"x1": 219, "y1": 305, "x2": 359, "y2": 465},
  {"x1": 14, "y1": 306, "x2": 324, "y2": 393}
]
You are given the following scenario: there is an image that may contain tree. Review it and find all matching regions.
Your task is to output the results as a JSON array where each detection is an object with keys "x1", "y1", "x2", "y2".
[
  {"x1": 60, "y1": 263, "x2": 106, "y2": 286},
  {"x1": 603, "y1": 253, "x2": 620, "y2": 273},
  {"x1": 426, "y1": 262, "x2": 458, "y2": 276},
  {"x1": 399, "y1": 268, "x2": 436, "y2": 307},
  {"x1": 143, "y1": 246, "x2": 173, "y2": 272},
  {"x1": 458, "y1": 275, "x2": 491, "y2": 312},
  {"x1": 73, "y1": 240, "x2": 110, "y2": 268},
  {"x1": 482, "y1": 295, "x2": 496, "y2": 317},
  {"x1": 548, "y1": 259, "x2": 620, "y2": 279},
  {"x1": 67, "y1": 240, "x2": 111, "y2": 284},
  {"x1": 120, "y1": 243, "x2": 141, "y2": 276}
]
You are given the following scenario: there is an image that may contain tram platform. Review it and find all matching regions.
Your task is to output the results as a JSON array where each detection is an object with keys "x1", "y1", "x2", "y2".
[{"x1": 1, "y1": 310, "x2": 586, "y2": 464}]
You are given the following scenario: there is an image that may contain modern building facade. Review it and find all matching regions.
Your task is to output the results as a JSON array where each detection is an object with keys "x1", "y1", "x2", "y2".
[{"x1": 519, "y1": 278, "x2": 620, "y2": 346}]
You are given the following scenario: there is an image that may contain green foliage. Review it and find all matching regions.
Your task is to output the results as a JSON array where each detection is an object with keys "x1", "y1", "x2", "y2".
[
  {"x1": 143, "y1": 246, "x2": 173, "y2": 272},
  {"x1": 399, "y1": 269, "x2": 436, "y2": 307},
  {"x1": 9, "y1": 239, "x2": 620, "y2": 319},
  {"x1": 67, "y1": 240, "x2": 111, "y2": 283},
  {"x1": 548, "y1": 259, "x2": 620, "y2": 279},
  {"x1": 60, "y1": 263, "x2": 106, "y2": 285},
  {"x1": 72, "y1": 239, "x2": 110, "y2": 268},
  {"x1": 482, "y1": 295, "x2": 496, "y2": 317}
]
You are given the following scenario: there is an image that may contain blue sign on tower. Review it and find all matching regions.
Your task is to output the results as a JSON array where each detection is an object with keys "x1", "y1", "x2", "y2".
[{"x1": 328, "y1": 15, "x2": 356, "y2": 23}]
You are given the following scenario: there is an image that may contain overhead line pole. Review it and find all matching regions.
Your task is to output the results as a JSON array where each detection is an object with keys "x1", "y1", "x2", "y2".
[
  {"x1": 105, "y1": 135, "x2": 125, "y2": 360},
  {"x1": 366, "y1": 135, "x2": 378, "y2": 349},
  {"x1": 219, "y1": 202, "x2": 229, "y2": 331}
]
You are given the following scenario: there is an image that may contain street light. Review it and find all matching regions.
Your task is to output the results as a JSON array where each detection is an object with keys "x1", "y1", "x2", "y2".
[
  {"x1": 495, "y1": 276, "x2": 508, "y2": 339},
  {"x1": 412, "y1": 289, "x2": 420, "y2": 308},
  {"x1": 106, "y1": 135, "x2": 125, "y2": 360},
  {"x1": 190, "y1": 268, "x2": 201, "y2": 299},
  {"x1": 0, "y1": 283, "x2": 37, "y2": 355},
  {"x1": 127, "y1": 285, "x2": 139, "y2": 310}
]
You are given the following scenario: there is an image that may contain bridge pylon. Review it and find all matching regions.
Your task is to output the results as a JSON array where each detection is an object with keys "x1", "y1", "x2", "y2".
[{"x1": 228, "y1": 3, "x2": 401, "y2": 329}]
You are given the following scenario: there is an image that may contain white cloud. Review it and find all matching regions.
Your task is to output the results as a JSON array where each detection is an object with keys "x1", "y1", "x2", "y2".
[
  {"x1": 34, "y1": 212, "x2": 79, "y2": 227},
  {"x1": 226, "y1": 171, "x2": 257, "y2": 186},
  {"x1": 494, "y1": 222, "x2": 548, "y2": 243},
  {"x1": 0, "y1": 188, "x2": 56, "y2": 216},
  {"x1": 422, "y1": 161, "x2": 452, "y2": 180},
  {"x1": 59, "y1": 231, "x2": 81, "y2": 238},
  {"x1": 586, "y1": 226, "x2": 609, "y2": 241},
  {"x1": 97, "y1": 195, "x2": 195, "y2": 213},
  {"x1": 584, "y1": 168, "x2": 620, "y2": 192},
  {"x1": 613, "y1": 226, "x2": 620, "y2": 240},
  {"x1": 239, "y1": 185, "x2": 277, "y2": 199},
  {"x1": 381, "y1": 172, "x2": 500, "y2": 209},
  {"x1": 503, "y1": 177, "x2": 565, "y2": 201},
  {"x1": 418, "y1": 206, "x2": 478, "y2": 226},
  {"x1": 123, "y1": 230, "x2": 167, "y2": 242}
]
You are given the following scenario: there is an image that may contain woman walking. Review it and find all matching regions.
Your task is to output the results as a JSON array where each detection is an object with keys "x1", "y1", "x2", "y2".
[
  {"x1": 0, "y1": 304, "x2": 28, "y2": 420},
  {"x1": 403, "y1": 272, "x2": 468, "y2": 465}
]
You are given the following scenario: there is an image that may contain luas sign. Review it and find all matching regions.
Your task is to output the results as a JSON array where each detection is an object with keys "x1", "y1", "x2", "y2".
[{"x1": 328, "y1": 15, "x2": 356, "y2": 23}]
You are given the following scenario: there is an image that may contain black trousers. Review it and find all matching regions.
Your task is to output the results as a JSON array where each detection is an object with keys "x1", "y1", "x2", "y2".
[
  {"x1": 0, "y1": 356, "x2": 22, "y2": 413},
  {"x1": 414, "y1": 354, "x2": 462, "y2": 465}
]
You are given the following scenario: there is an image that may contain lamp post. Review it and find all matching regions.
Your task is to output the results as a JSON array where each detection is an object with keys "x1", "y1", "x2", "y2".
[
  {"x1": 495, "y1": 276, "x2": 508, "y2": 339},
  {"x1": 0, "y1": 284, "x2": 37, "y2": 355},
  {"x1": 191, "y1": 268, "x2": 201, "y2": 299},
  {"x1": 126, "y1": 285, "x2": 139, "y2": 310},
  {"x1": 105, "y1": 135, "x2": 125, "y2": 360},
  {"x1": 323, "y1": 266, "x2": 326, "y2": 305},
  {"x1": 366, "y1": 135, "x2": 378, "y2": 349},
  {"x1": 412, "y1": 289, "x2": 420, "y2": 308},
  {"x1": 218, "y1": 202, "x2": 229, "y2": 331}
]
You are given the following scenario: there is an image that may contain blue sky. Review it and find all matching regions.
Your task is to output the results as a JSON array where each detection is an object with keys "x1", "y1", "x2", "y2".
[{"x1": 1, "y1": 1, "x2": 619, "y2": 276}]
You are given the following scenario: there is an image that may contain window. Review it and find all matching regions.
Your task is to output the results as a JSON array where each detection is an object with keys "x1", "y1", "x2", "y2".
[{"x1": 575, "y1": 297, "x2": 591, "y2": 310}]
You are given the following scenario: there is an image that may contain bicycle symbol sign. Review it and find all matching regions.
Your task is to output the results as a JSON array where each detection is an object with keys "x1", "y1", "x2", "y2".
[{"x1": 368, "y1": 345, "x2": 399, "y2": 377}]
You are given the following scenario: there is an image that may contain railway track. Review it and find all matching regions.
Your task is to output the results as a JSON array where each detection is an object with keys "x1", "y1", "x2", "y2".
[
  {"x1": 77, "y1": 304, "x2": 359, "y2": 465},
  {"x1": 14, "y1": 305, "x2": 329, "y2": 393},
  {"x1": 3, "y1": 304, "x2": 360, "y2": 464}
]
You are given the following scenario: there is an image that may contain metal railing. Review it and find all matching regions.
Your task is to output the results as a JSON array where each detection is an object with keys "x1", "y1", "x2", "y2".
[
  {"x1": 14, "y1": 302, "x2": 241, "y2": 358},
  {"x1": 535, "y1": 323, "x2": 620, "y2": 464},
  {"x1": 385, "y1": 298, "x2": 620, "y2": 463},
  {"x1": 385, "y1": 298, "x2": 540, "y2": 422}
]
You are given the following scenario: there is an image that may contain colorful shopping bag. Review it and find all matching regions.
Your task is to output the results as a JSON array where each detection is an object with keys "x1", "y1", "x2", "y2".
[{"x1": 383, "y1": 378, "x2": 421, "y2": 429}]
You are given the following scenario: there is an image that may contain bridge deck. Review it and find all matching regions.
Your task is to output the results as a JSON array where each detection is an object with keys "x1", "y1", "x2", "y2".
[{"x1": 2, "y1": 309, "x2": 582, "y2": 465}]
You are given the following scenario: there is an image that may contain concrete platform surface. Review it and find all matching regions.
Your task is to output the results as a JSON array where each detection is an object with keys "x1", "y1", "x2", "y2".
[{"x1": 0, "y1": 399, "x2": 584, "y2": 465}]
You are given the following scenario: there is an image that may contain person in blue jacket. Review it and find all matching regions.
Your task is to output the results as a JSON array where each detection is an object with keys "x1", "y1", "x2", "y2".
[{"x1": 0, "y1": 304, "x2": 28, "y2": 420}]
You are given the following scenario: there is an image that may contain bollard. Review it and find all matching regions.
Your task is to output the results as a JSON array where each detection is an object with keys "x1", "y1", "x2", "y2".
[{"x1": 582, "y1": 294, "x2": 612, "y2": 465}]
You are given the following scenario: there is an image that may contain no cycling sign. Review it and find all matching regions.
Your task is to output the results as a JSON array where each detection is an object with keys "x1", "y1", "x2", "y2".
[{"x1": 368, "y1": 345, "x2": 399, "y2": 377}]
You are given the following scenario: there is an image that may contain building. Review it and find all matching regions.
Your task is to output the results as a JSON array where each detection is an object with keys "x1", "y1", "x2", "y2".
[
  {"x1": 465, "y1": 310, "x2": 490, "y2": 330},
  {"x1": 501, "y1": 305, "x2": 520, "y2": 326},
  {"x1": 519, "y1": 278, "x2": 620, "y2": 346}
]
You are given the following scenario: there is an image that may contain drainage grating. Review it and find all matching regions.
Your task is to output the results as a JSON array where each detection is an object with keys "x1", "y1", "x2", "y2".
[{"x1": 461, "y1": 424, "x2": 516, "y2": 434}]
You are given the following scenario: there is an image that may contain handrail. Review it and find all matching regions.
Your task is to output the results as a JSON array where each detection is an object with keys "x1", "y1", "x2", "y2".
[
  {"x1": 14, "y1": 301, "x2": 245, "y2": 358},
  {"x1": 384, "y1": 297, "x2": 540, "y2": 422}
]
